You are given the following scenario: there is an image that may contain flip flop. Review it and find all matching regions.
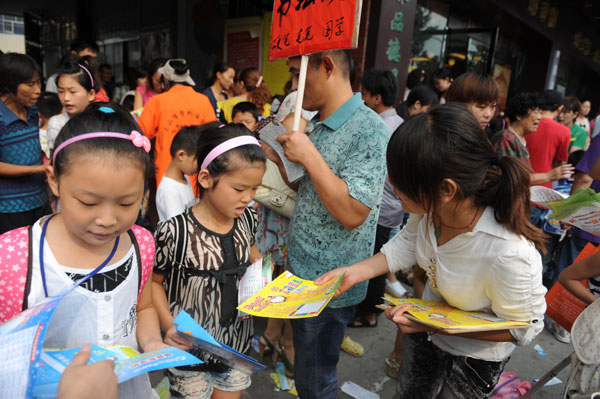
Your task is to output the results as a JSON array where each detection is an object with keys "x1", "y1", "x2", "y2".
[{"x1": 347, "y1": 313, "x2": 377, "y2": 328}]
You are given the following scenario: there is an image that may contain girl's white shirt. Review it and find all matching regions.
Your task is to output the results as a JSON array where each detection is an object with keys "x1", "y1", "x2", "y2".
[
  {"x1": 27, "y1": 219, "x2": 152, "y2": 399},
  {"x1": 381, "y1": 207, "x2": 547, "y2": 361}
]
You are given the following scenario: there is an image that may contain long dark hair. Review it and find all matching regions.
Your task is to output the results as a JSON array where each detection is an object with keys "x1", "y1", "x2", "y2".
[{"x1": 387, "y1": 104, "x2": 545, "y2": 250}]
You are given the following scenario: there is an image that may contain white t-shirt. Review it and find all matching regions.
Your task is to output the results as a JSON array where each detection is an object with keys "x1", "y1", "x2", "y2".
[
  {"x1": 156, "y1": 175, "x2": 197, "y2": 221},
  {"x1": 381, "y1": 207, "x2": 547, "y2": 361},
  {"x1": 47, "y1": 112, "x2": 70, "y2": 151}
]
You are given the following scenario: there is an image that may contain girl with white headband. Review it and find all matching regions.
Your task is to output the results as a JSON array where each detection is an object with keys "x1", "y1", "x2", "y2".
[
  {"x1": 47, "y1": 58, "x2": 98, "y2": 151},
  {"x1": 152, "y1": 123, "x2": 266, "y2": 399},
  {"x1": 0, "y1": 102, "x2": 165, "y2": 398}
]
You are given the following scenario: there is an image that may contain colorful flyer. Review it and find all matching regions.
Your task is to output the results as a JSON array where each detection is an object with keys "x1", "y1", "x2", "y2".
[
  {"x1": 383, "y1": 295, "x2": 531, "y2": 334},
  {"x1": 32, "y1": 345, "x2": 201, "y2": 397},
  {"x1": 530, "y1": 186, "x2": 568, "y2": 209},
  {"x1": 174, "y1": 310, "x2": 265, "y2": 375},
  {"x1": 237, "y1": 271, "x2": 344, "y2": 319},
  {"x1": 549, "y1": 188, "x2": 600, "y2": 236},
  {"x1": 238, "y1": 255, "x2": 272, "y2": 321}
]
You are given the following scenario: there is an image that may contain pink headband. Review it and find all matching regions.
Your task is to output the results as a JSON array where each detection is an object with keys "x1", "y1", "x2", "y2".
[
  {"x1": 201, "y1": 136, "x2": 260, "y2": 170},
  {"x1": 256, "y1": 76, "x2": 263, "y2": 88},
  {"x1": 52, "y1": 131, "x2": 151, "y2": 164},
  {"x1": 78, "y1": 64, "x2": 95, "y2": 89}
]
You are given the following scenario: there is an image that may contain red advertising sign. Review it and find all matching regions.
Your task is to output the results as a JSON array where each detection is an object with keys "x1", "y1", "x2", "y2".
[{"x1": 269, "y1": 0, "x2": 362, "y2": 61}]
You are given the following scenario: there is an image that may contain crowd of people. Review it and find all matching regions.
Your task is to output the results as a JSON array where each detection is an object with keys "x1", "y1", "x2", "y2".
[{"x1": 0, "y1": 38, "x2": 599, "y2": 399}]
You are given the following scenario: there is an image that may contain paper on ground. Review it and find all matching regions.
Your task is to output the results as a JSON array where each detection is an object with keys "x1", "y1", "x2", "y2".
[
  {"x1": 270, "y1": 372, "x2": 298, "y2": 396},
  {"x1": 258, "y1": 119, "x2": 305, "y2": 182},
  {"x1": 340, "y1": 381, "x2": 380, "y2": 399}
]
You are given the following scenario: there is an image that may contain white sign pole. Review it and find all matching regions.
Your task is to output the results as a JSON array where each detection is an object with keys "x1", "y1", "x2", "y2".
[{"x1": 292, "y1": 55, "x2": 309, "y2": 131}]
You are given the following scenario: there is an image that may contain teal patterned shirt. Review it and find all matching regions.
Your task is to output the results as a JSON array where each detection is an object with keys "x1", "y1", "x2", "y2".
[{"x1": 288, "y1": 93, "x2": 389, "y2": 308}]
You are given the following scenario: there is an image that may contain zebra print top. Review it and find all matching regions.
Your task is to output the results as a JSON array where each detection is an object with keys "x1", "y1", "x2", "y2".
[{"x1": 154, "y1": 207, "x2": 257, "y2": 368}]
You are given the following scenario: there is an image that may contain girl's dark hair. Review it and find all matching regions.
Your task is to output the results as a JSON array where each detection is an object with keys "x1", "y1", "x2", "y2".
[
  {"x1": 445, "y1": 72, "x2": 499, "y2": 105},
  {"x1": 195, "y1": 123, "x2": 266, "y2": 198},
  {"x1": 38, "y1": 92, "x2": 63, "y2": 118},
  {"x1": 53, "y1": 102, "x2": 153, "y2": 181},
  {"x1": 396, "y1": 85, "x2": 438, "y2": 120},
  {"x1": 406, "y1": 68, "x2": 426, "y2": 90},
  {"x1": 239, "y1": 67, "x2": 271, "y2": 116},
  {"x1": 387, "y1": 103, "x2": 545, "y2": 251},
  {"x1": 208, "y1": 62, "x2": 234, "y2": 86},
  {"x1": 0, "y1": 52, "x2": 41, "y2": 95},
  {"x1": 57, "y1": 57, "x2": 98, "y2": 92},
  {"x1": 147, "y1": 58, "x2": 167, "y2": 91}
]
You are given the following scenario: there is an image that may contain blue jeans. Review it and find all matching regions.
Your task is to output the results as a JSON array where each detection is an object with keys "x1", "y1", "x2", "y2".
[{"x1": 291, "y1": 306, "x2": 355, "y2": 399}]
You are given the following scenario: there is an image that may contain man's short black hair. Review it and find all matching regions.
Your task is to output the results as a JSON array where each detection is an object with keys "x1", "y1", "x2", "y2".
[
  {"x1": 232, "y1": 101, "x2": 259, "y2": 121},
  {"x1": 360, "y1": 69, "x2": 398, "y2": 106},
  {"x1": 99, "y1": 63, "x2": 112, "y2": 72},
  {"x1": 504, "y1": 92, "x2": 539, "y2": 123},
  {"x1": 432, "y1": 68, "x2": 453, "y2": 81},
  {"x1": 70, "y1": 39, "x2": 99, "y2": 55},
  {"x1": 308, "y1": 50, "x2": 353, "y2": 80},
  {"x1": 562, "y1": 96, "x2": 581, "y2": 114},
  {"x1": 538, "y1": 90, "x2": 564, "y2": 112},
  {"x1": 170, "y1": 126, "x2": 201, "y2": 157},
  {"x1": 0, "y1": 52, "x2": 41, "y2": 95},
  {"x1": 38, "y1": 92, "x2": 63, "y2": 118}
]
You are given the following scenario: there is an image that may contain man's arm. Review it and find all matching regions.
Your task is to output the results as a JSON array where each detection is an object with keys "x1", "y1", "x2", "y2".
[{"x1": 277, "y1": 130, "x2": 370, "y2": 229}]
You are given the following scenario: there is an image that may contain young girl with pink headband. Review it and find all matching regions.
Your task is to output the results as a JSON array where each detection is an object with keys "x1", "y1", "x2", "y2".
[
  {"x1": 47, "y1": 59, "x2": 98, "y2": 151},
  {"x1": 152, "y1": 123, "x2": 267, "y2": 398},
  {"x1": 0, "y1": 102, "x2": 165, "y2": 399}
]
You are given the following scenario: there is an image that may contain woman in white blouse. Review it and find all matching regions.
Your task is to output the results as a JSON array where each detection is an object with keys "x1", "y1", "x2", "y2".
[{"x1": 317, "y1": 104, "x2": 547, "y2": 399}]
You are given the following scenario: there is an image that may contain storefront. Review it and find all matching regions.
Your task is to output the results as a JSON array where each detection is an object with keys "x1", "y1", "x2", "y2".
[{"x1": 405, "y1": 0, "x2": 600, "y2": 111}]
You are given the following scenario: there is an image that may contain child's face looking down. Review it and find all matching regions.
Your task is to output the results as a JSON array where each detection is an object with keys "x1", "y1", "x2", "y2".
[
  {"x1": 199, "y1": 160, "x2": 265, "y2": 219},
  {"x1": 49, "y1": 153, "x2": 145, "y2": 247},
  {"x1": 233, "y1": 112, "x2": 258, "y2": 132}
]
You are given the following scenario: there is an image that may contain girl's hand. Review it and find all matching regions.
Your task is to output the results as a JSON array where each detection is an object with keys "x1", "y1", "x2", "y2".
[
  {"x1": 314, "y1": 266, "x2": 363, "y2": 297},
  {"x1": 164, "y1": 324, "x2": 194, "y2": 350},
  {"x1": 142, "y1": 338, "x2": 169, "y2": 353},
  {"x1": 385, "y1": 304, "x2": 437, "y2": 334}
]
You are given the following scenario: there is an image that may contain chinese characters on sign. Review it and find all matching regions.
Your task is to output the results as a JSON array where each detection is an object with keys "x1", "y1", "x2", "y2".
[{"x1": 269, "y1": 0, "x2": 362, "y2": 61}]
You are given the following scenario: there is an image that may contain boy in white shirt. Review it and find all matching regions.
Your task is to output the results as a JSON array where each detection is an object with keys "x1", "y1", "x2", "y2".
[
  {"x1": 37, "y1": 92, "x2": 63, "y2": 159},
  {"x1": 156, "y1": 126, "x2": 200, "y2": 221}
]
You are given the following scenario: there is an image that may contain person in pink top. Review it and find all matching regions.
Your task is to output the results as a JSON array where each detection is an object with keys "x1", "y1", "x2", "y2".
[{"x1": 133, "y1": 58, "x2": 167, "y2": 109}]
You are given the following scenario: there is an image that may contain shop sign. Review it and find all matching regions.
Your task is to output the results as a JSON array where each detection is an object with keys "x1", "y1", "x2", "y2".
[{"x1": 268, "y1": 0, "x2": 362, "y2": 61}]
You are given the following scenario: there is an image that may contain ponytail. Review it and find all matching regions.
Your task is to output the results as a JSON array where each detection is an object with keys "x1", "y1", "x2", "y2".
[
  {"x1": 476, "y1": 155, "x2": 546, "y2": 251},
  {"x1": 239, "y1": 67, "x2": 271, "y2": 116}
]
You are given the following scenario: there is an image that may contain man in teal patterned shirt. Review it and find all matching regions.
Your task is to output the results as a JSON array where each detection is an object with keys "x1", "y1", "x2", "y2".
[{"x1": 269, "y1": 50, "x2": 388, "y2": 399}]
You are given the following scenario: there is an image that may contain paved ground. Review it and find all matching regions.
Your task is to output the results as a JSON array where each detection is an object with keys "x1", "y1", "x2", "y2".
[
  {"x1": 242, "y1": 315, "x2": 574, "y2": 398},
  {"x1": 151, "y1": 305, "x2": 575, "y2": 399}
]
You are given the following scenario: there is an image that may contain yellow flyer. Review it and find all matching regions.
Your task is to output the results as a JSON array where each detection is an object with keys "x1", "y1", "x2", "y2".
[
  {"x1": 237, "y1": 271, "x2": 343, "y2": 319},
  {"x1": 383, "y1": 295, "x2": 531, "y2": 333}
]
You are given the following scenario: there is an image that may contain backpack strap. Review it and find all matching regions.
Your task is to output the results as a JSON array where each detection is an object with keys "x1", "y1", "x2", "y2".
[
  {"x1": 165, "y1": 213, "x2": 189, "y2": 305},
  {"x1": 129, "y1": 225, "x2": 155, "y2": 301},
  {"x1": 0, "y1": 226, "x2": 31, "y2": 323},
  {"x1": 23, "y1": 224, "x2": 34, "y2": 310}
]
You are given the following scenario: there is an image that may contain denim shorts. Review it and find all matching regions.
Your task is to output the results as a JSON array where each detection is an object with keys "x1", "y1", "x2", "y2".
[
  {"x1": 394, "y1": 333, "x2": 508, "y2": 399},
  {"x1": 167, "y1": 367, "x2": 251, "y2": 399}
]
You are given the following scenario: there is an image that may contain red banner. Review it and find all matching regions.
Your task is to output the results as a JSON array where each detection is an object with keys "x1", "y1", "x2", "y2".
[{"x1": 269, "y1": 0, "x2": 362, "y2": 61}]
